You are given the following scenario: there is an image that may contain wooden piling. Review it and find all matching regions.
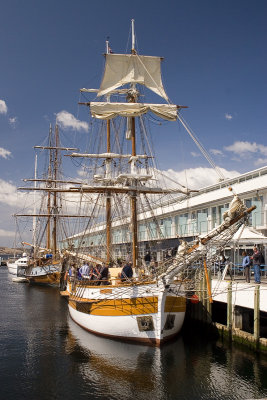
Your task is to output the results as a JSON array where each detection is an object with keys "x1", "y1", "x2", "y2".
[
  {"x1": 206, "y1": 269, "x2": 212, "y2": 323},
  {"x1": 227, "y1": 281, "x2": 233, "y2": 333},
  {"x1": 254, "y1": 285, "x2": 260, "y2": 341}
]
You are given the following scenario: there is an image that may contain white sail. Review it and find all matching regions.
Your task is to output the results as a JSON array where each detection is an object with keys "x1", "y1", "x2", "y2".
[
  {"x1": 90, "y1": 102, "x2": 177, "y2": 121},
  {"x1": 97, "y1": 54, "x2": 169, "y2": 100}
]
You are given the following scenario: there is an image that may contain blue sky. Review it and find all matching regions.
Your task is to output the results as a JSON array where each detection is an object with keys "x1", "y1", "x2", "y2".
[{"x1": 0, "y1": 0, "x2": 266, "y2": 247}]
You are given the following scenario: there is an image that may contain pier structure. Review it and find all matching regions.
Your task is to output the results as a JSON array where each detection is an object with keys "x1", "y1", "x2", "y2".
[{"x1": 186, "y1": 272, "x2": 267, "y2": 353}]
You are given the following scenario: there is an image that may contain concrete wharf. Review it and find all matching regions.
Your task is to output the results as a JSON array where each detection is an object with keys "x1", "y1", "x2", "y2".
[{"x1": 186, "y1": 271, "x2": 267, "y2": 353}]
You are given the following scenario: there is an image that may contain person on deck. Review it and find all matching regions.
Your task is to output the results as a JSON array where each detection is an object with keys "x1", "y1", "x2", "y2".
[
  {"x1": 120, "y1": 262, "x2": 133, "y2": 282},
  {"x1": 79, "y1": 262, "x2": 90, "y2": 277},
  {"x1": 89, "y1": 264, "x2": 100, "y2": 284},
  {"x1": 219, "y1": 253, "x2": 226, "y2": 275},
  {"x1": 144, "y1": 251, "x2": 151, "y2": 267},
  {"x1": 252, "y1": 247, "x2": 261, "y2": 284},
  {"x1": 70, "y1": 264, "x2": 77, "y2": 291},
  {"x1": 98, "y1": 264, "x2": 109, "y2": 285},
  {"x1": 242, "y1": 251, "x2": 250, "y2": 283}
]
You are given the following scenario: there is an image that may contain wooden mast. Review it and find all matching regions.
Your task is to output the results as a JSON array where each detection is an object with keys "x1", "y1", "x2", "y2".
[
  {"x1": 130, "y1": 19, "x2": 138, "y2": 269},
  {"x1": 46, "y1": 124, "x2": 52, "y2": 250},
  {"x1": 106, "y1": 118, "x2": 111, "y2": 264},
  {"x1": 130, "y1": 116, "x2": 138, "y2": 269},
  {"x1": 105, "y1": 40, "x2": 112, "y2": 265},
  {"x1": 52, "y1": 124, "x2": 59, "y2": 258}
]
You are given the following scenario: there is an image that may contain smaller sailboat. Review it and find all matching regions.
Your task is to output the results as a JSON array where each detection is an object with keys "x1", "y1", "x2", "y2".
[{"x1": 16, "y1": 124, "x2": 80, "y2": 285}]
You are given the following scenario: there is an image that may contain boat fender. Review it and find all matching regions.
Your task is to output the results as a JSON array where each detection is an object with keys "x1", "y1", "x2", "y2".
[{"x1": 190, "y1": 294, "x2": 199, "y2": 304}]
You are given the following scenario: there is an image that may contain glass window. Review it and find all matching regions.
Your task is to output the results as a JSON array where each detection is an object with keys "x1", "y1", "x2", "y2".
[
  {"x1": 211, "y1": 207, "x2": 217, "y2": 229},
  {"x1": 218, "y1": 204, "x2": 228, "y2": 224},
  {"x1": 178, "y1": 214, "x2": 188, "y2": 235},
  {"x1": 138, "y1": 224, "x2": 146, "y2": 241},
  {"x1": 197, "y1": 209, "x2": 208, "y2": 234},
  {"x1": 252, "y1": 196, "x2": 263, "y2": 226},
  {"x1": 163, "y1": 217, "x2": 172, "y2": 237}
]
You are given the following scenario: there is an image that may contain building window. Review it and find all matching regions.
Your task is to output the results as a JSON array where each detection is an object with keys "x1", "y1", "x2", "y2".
[
  {"x1": 197, "y1": 209, "x2": 208, "y2": 234},
  {"x1": 178, "y1": 214, "x2": 188, "y2": 236},
  {"x1": 245, "y1": 196, "x2": 263, "y2": 226},
  {"x1": 211, "y1": 207, "x2": 217, "y2": 229}
]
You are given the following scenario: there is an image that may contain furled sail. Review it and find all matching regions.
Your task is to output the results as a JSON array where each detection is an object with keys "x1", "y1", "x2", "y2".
[
  {"x1": 97, "y1": 54, "x2": 169, "y2": 100},
  {"x1": 90, "y1": 102, "x2": 177, "y2": 121}
]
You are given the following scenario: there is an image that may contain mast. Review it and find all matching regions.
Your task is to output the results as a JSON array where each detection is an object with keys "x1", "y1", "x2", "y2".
[
  {"x1": 52, "y1": 124, "x2": 59, "y2": 258},
  {"x1": 130, "y1": 18, "x2": 138, "y2": 268},
  {"x1": 131, "y1": 19, "x2": 136, "y2": 54},
  {"x1": 46, "y1": 124, "x2": 53, "y2": 250},
  {"x1": 130, "y1": 115, "x2": 139, "y2": 269},
  {"x1": 106, "y1": 117, "x2": 112, "y2": 263},
  {"x1": 104, "y1": 40, "x2": 112, "y2": 264},
  {"x1": 32, "y1": 153, "x2": 37, "y2": 257},
  {"x1": 74, "y1": 21, "x2": 183, "y2": 268}
]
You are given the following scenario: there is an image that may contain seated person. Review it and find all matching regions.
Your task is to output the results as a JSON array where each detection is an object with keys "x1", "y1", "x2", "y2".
[
  {"x1": 98, "y1": 264, "x2": 109, "y2": 285},
  {"x1": 88, "y1": 265, "x2": 100, "y2": 284},
  {"x1": 120, "y1": 263, "x2": 133, "y2": 282}
]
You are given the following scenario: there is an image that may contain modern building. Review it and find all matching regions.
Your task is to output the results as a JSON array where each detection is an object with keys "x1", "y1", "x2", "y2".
[{"x1": 61, "y1": 165, "x2": 267, "y2": 262}]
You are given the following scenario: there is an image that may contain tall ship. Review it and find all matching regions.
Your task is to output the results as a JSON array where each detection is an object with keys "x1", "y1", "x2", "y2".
[
  {"x1": 56, "y1": 20, "x2": 255, "y2": 345},
  {"x1": 15, "y1": 124, "x2": 81, "y2": 285}
]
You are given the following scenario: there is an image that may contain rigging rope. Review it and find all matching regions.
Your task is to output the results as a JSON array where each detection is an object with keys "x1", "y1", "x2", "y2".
[{"x1": 177, "y1": 115, "x2": 225, "y2": 182}]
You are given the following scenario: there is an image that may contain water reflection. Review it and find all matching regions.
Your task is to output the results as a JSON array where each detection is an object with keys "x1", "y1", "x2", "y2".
[
  {"x1": 67, "y1": 317, "x2": 267, "y2": 400},
  {"x1": 1, "y1": 268, "x2": 267, "y2": 400},
  {"x1": 67, "y1": 317, "x2": 186, "y2": 399}
]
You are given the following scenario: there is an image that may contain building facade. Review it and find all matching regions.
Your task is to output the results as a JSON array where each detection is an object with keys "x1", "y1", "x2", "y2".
[{"x1": 62, "y1": 166, "x2": 267, "y2": 262}]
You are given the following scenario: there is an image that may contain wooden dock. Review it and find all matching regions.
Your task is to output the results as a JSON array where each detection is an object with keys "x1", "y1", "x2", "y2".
[{"x1": 186, "y1": 273, "x2": 267, "y2": 353}]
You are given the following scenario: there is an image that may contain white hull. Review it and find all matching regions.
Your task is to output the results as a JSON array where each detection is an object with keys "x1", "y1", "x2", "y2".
[
  {"x1": 67, "y1": 281, "x2": 186, "y2": 345},
  {"x1": 7, "y1": 262, "x2": 18, "y2": 275},
  {"x1": 26, "y1": 263, "x2": 61, "y2": 285},
  {"x1": 7, "y1": 256, "x2": 29, "y2": 276}
]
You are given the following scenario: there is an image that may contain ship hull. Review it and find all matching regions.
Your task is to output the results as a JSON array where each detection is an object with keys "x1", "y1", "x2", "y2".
[
  {"x1": 26, "y1": 263, "x2": 61, "y2": 285},
  {"x1": 7, "y1": 256, "x2": 28, "y2": 276},
  {"x1": 67, "y1": 282, "x2": 186, "y2": 346},
  {"x1": 7, "y1": 262, "x2": 18, "y2": 275},
  {"x1": 27, "y1": 271, "x2": 60, "y2": 285}
]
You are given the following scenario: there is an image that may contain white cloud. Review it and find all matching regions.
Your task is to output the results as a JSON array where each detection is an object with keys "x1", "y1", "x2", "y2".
[
  {"x1": 56, "y1": 111, "x2": 89, "y2": 132},
  {"x1": 224, "y1": 141, "x2": 267, "y2": 161},
  {"x1": 0, "y1": 99, "x2": 8, "y2": 114},
  {"x1": 0, "y1": 147, "x2": 11, "y2": 159},
  {"x1": 254, "y1": 158, "x2": 267, "y2": 167},
  {"x1": 0, "y1": 179, "x2": 23, "y2": 207},
  {"x1": 9, "y1": 116, "x2": 17, "y2": 127},
  {"x1": 225, "y1": 113, "x2": 233, "y2": 120},
  {"x1": 190, "y1": 151, "x2": 201, "y2": 157},
  {"x1": 159, "y1": 167, "x2": 240, "y2": 190},
  {"x1": 210, "y1": 148, "x2": 223, "y2": 156},
  {"x1": 0, "y1": 228, "x2": 15, "y2": 238}
]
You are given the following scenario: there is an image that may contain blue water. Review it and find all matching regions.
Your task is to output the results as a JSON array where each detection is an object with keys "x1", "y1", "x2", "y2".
[{"x1": 1, "y1": 267, "x2": 267, "y2": 400}]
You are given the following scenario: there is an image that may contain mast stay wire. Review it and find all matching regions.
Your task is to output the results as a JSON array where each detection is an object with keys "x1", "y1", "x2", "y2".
[
  {"x1": 135, "y1": 53, "x2": 232, "y2": 188},
  {"x1": 177, "y1": 114, "x2": 226, "y2": 182}
]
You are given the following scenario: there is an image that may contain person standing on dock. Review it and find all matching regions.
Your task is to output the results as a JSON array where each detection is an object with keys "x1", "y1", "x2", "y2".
[
  {"x1": 242, "y1": 251, "x2": 250, "y2": 283},
  {"x1": 252, "y1": 247, "x2": 261, "y2": 284}
]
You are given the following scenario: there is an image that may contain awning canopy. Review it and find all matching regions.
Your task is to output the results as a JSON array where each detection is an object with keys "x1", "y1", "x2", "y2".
[{"x1": 231, "y1": 226, "x2": 267, "y2": 245}]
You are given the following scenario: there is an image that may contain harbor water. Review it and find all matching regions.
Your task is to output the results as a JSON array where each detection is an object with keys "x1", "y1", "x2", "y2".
[{"x1": 1, "y1": 267, "x2": 267, "y2": 400}]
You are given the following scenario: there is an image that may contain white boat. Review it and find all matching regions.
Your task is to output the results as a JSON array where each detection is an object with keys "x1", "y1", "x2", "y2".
[
  {"x1": 60, "y1": 21, "x2": 255, "y2": 345},
  {"x1": 7, "y1": 253, "x2": 29, "y2": 276}
]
